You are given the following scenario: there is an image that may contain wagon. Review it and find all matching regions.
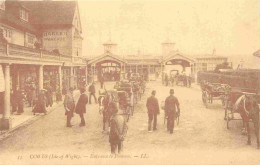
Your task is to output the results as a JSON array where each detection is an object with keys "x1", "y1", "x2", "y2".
[{"x1": 200, "y1": 81, "x2": 228, "y2": 108}]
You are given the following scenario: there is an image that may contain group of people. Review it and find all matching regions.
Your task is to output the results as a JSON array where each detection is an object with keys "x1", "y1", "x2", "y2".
[
  {"x1": 10, "y1": 84, "x2": 54, "y2": 115},
  {"x1": 146, "y1": 89, "x2": 180, "y2": 134},
  {"x1": 163, "y1": 72, "x2": 192, "y2": 87},
  {"x1": 64, "y1": 82, "x2": 128, "y2": 154}
]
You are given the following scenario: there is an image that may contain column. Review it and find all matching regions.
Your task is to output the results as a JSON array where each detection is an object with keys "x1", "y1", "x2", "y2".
[
  {"x1": 93, "y1": 64, "x2": 96, "y2": 82},
  {"x1": 0, "y1": 64, "x2": 12, "y2": 130},
  {"x1": 39, "y1": 65, "x2": 43, "y2": 90},
  {"x1": 70, "y1": 67, "x2": 74, "y2": 88},
  {"x1": 85, "y1": 66, "x2": 88, "y2": 86},
  {"x1": 148, "y1": 65, "x2": 150, "y2": 82},
  {"x1": 4, "y1": 64, "x2": 10, "y2": 119},
  {"x1": 58, "y1": 66, "x2": 62, "y2": 92}
]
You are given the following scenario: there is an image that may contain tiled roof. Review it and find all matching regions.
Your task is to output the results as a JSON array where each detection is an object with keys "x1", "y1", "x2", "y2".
[
  {"x1": 0, "y1": 9, "x2": 38, "y2": 34},
  {"x1": 20, "y1": 1, "x2": 76, "y2": 25},
  {"x1": 2, "y1": 1, "x2": 77, "y2": 34}
]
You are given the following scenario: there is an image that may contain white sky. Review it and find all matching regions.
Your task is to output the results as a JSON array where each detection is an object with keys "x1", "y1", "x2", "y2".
[{"x1": 78, "y1": 0, "x2": 260, "y2": 58}]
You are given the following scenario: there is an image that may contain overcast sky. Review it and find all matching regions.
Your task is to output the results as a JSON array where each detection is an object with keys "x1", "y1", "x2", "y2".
[{"x1": 78, "y1": 0, "x2": 260, "y2": 58}]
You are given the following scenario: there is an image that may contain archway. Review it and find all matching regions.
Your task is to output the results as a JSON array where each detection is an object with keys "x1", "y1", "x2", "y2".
[{"x1": 96, "y1": 60, "x2": 122, "y2": 81}]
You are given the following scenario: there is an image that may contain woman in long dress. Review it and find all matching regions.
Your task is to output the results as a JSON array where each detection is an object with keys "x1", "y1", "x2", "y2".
[{"x1": 32, "y1": 90, "x2": 47, "y2": 115}]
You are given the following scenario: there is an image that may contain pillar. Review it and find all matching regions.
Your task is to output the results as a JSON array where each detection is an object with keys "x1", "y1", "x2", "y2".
[
  {"x1": 70, "y1": 67, "x2": 74, "y2": 88},
  {"x1": 1, "y1": 64, "x2": 12, "y2": 130},
  {"x1": 58, "y1": 66, "x2": 62, "y2": 92},
  {"x1": 39, "y1": 65, "x2": 43, "y2": 90},
  {"x1": 85, "y1": 66, "x2": 88, "y2": 86},
  {"x1": 148, "y1": 65, "x2": 150, "y2": 82}
]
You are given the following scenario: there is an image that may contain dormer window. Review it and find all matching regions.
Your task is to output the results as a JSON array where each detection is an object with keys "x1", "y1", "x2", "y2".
[
  {"x1": 0, "y1": 1, "x2": 5, "y2": 10},
  {"x1": 20, "y1": 9, "x2": 28, "y2": 21}
]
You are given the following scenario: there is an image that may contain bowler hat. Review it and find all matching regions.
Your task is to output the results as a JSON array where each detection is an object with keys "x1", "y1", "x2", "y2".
[{"x1": 170, "y1": 89, "x2": 174, "y2": 94}]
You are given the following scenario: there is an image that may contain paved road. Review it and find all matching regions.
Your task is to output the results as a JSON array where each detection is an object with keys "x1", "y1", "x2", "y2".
[{"x1": 0, "y1": 81, "x2": 260, "y2": 165}]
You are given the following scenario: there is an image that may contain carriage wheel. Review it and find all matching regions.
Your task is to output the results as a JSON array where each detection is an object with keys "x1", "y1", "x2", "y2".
[{"x1": 202, "y1": 91, "x2": 208, "y2": 108}]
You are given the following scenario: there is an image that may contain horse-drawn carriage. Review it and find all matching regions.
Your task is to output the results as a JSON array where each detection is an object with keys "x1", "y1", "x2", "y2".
[
  {"x1": 200, "y1": 81, "x2": 230, "y2": 108},
  {"x1": 198, "y1": 69, "x2": 260, "y2": 148}
]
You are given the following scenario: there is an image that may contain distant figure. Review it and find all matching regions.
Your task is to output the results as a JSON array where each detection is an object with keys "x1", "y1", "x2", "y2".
[
  {"x1": 46, "y1": 85, "x2": 53, "y2": 107},
  {"x1": 32, "y1": 89, "x2": 47, "y2": 115},
  {"x1": 146, "y1": 90, "x2": 160, "y2": 132},
  {"x1": 170, "y1": 75, "x2": 175, "y2": 87},
  {"x1": 75, "y1": 88, "x2": 88, "y2": 127},
  {"x1": 165, "y1": 74, "x2": 169, "y2": 86},
  {"x1": 16, "y1": 88, "x2": 25, "y2": 115},
  {"x1": 88, "y1": 82, "x2": 97, "y2": 104},
  {"x1": 109, "y1": 101, "x2": 128, "y2": 154},
  {"x1": 164, "y1": 89, "x2": 180, "y2": 134},
  {"x1": 64, "y1": 88, "x2": 75, "y2": 127},
  {"x1": 100, "y1": 75, "x2": 104, "y2": 88}
]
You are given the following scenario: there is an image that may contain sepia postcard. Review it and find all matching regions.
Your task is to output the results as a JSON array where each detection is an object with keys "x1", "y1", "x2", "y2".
[{"x1": 0, "y1": 0, "x2": 260, "y2": 164}]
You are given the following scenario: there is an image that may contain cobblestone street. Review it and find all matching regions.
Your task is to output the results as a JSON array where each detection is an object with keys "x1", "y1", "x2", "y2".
[{"x1": 0, "y1": 81, "x2": 260, "y2": 165}]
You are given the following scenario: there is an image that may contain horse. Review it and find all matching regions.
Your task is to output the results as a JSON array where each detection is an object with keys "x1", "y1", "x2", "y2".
[
  {"x1": 98, "y1": 92, "x2": 112, "y2": 132},
  {"x1": 233, "y1": 94, "x2": 260, "y2": 148}
]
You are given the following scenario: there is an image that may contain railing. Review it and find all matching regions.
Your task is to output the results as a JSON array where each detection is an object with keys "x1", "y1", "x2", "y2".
[{"x1": 0, "y1": 42, "x2": 86, "y2": 65}]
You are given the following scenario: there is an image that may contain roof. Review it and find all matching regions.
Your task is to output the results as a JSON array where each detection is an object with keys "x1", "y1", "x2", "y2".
[
  {"x1": 2, "y1": 1, "x2": 77, "y2": 34},
  {"x1": 0, "y1": 9, "x2": 38, "y2": 34},
  {"x1": 20, "y1": 1, "x2": 77, "y2": 25}
]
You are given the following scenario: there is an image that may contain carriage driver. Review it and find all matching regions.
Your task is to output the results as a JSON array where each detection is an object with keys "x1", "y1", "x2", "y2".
[{"x1": 164, "y1": 89, "x2": 180, "y2": 134}]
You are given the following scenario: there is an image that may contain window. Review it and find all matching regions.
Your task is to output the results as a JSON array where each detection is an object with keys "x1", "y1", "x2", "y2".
[
  {"x1": 27, "y1": 35, "x2": 34, "y2": 44},
  {"x1": 3, "y1": 28, "x2": 12, "y2": 38},
  {"x1": 20, "y1": 9, "x2": 28, "y2": 21},
  {"x1": 0, "y1": 1, "x2": 5, "y2": 10}
]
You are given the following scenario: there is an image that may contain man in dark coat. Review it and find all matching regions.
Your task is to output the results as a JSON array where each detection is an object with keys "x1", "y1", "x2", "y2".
[
  {"x1": 109, "y1": 101, "x2": 128, "y2": 154},
  {"x1": 75, "y1": 88, "x2": 88, "y2": 127},
  {"x1": 146, "y1": 90, "x2": 160, "y2": 132},
  {"x1": 64, "y1": 87, "x2": 75, "y2": 127},
  {"x1": 164, "y1": 89, "x2": 180, "y2": 134},
  {"x1": 88, "y1": 82, "x2": 97, "y2": 104}
]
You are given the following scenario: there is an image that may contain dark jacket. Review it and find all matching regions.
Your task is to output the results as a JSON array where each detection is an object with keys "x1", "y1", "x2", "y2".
[
  {"x1": 146, "y1": 96, "x2": 160, "y2": 114},
  {"x1": 165, "y1": 95, "x2": 180, "y2": 114},
  {"x1": 75, "y1": 93, "x2": 88, "y2": 114},
  {"x1": 88, "y1": 84, "x2": 96, "y2": 94}
]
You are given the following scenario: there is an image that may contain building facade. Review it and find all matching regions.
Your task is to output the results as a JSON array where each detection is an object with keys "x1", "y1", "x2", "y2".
[{"x1": 0, "y1": 0, "x2": 86, "y2": 130}]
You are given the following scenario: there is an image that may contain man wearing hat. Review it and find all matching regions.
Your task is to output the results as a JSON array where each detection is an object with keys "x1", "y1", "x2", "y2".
[
  {"x1": 164, "y1": 89, "x2": 180, "y2": 134},
  {"x1": 109, "y1": 101, "x2": 128, "y2": 154},
  {"x1": 64, "y1": 87, "x2": 75, "y2": 127},
  {"x1": 146, "y1": 90, "x2": 160, "y2": 132}
]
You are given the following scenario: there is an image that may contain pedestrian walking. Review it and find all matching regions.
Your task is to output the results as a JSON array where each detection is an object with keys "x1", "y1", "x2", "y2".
[
  {"x1": 75, "y1": 88, "x2": 88, "y2": 127},
  {"x1": 146, "y1": 90, "x2": 160, "y2": 132},
  {"x1": 64, "y1": 87, "x2": 75, "y2": 127},
  {"x1": 109, "y1": 101, "x2": 128, "y2": 154},
  {"x1": 32, "y1": 89, "x2": 47, "y2": 115},
  {"x1": 46, "y1": 85, "x2": 53, "y2": 107},
  {"x1": 88, "y1": 82, "x2": 97, "y2": 104},
  {"x1": 164, "y1": 89, "x2": 180, "y2": 134}
]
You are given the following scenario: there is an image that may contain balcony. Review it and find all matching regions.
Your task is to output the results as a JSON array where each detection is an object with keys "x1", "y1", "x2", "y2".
[{"x1": 0, "y1": 41, "x2": 86, "y2": 66}]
